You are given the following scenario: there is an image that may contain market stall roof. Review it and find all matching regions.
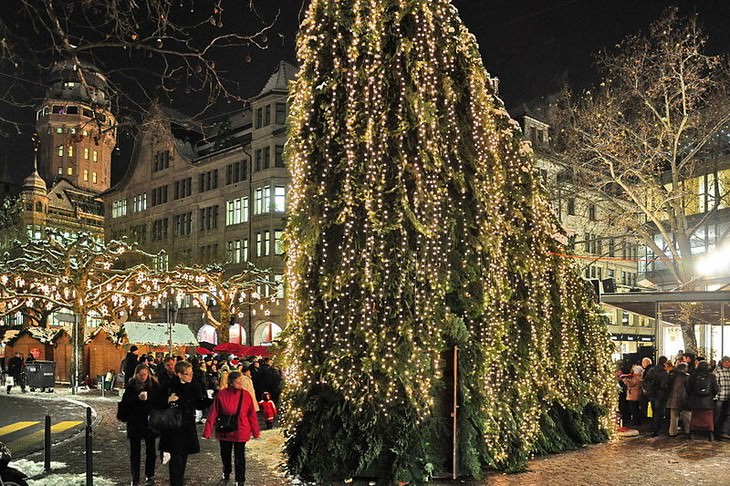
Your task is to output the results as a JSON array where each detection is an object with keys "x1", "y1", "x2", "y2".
[
  {"x1": 602, "y1": 290, "x2": 730, "y2": 325},
  {"x1": 122, "y1": 322, "x2": 198, "y2": 346}
]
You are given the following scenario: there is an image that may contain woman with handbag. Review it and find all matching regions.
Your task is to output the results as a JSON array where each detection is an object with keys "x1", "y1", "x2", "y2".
[
  {"x1": 120, "y1": 363, "x2": 163, "y2": 486},
  {"x1": 203, "y1": 370, "x2": 260, "y2": 485},
  {"x1": 158, "y1": 360, "x2": 207, "y2": 486}
]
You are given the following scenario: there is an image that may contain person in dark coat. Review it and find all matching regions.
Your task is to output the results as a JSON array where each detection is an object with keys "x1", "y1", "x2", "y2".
[
  {"x1": 687, "y1": 360, "x2": 719, "y2": 439},
  {"x1": 6, "y1": 352, "x2": 25, "y2": 394},
  {"x1": 644, "y1": 356, "x2": 669, "y2": 436},
  {"x1": 159, "y1": 360, "x2": 207, "y2": 486},
  {"x1": 121, "y1": 363, "x2": 164, "y2": 486},
  {"x1": 123, "y1": 346, "x2": 141, "y2": 385},
  {"x1": 157, "y1": 356, "x2": 176, "y2": 395},
  {"x1": 203, "y1": 371, "x2": 260, "y2": 485},
  {"x1": 259, "y1": 357, "x2": 283, "y2": 405},
  {"x1": 666, "y1": 362, "x2": 692, "y2": 436}
]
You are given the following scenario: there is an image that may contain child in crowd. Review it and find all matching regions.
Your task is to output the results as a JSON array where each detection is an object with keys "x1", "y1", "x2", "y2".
[{"x1": 259, "y1": 391, "x2": 278, "y2": 429}]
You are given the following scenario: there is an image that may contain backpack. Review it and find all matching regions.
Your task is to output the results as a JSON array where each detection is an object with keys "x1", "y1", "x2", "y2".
[{"x1": 693, "y1": 374, "x2": 711, "y2": 397}]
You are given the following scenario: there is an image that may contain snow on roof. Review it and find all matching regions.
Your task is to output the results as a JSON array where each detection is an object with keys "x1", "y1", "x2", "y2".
[{"x1": 122, "y1": 321, "x2": 198, "y2": 346}]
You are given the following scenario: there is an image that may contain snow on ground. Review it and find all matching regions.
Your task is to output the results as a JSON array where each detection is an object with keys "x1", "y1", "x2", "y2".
[{"x1": 9, "y1": 459, "x2": 115, "y2": 486}]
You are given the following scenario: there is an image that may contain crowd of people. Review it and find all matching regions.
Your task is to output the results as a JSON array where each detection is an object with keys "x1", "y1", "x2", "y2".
[
  {"x1": 117, "y1": 345, "x2": 282, "y2": 486},
  {"x1": 618, "y1": 351, "x2": 730, "y2": 440}
]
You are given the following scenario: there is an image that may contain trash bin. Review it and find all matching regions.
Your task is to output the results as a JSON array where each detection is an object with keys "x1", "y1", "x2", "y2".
[{"x1": 25, "y1": 360, "x2": 55, "y2": 391}]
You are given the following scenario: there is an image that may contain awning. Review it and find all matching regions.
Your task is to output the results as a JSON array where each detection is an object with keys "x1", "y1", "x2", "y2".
[
  {"x1": 602, "y1": 290, "x2": 730, "y2": 325},
  {"x1": 122, "y1": 322, "x2": 198, "y2": 346}
]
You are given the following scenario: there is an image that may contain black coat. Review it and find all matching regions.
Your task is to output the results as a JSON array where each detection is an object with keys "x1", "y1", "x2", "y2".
[
  {"x1": 7, "y1": 356, "x2": 23, "y2": 378},
  {"x1": 687, "y1": 371, "x2": 719, "y2": 411},
  {"x1": 121, "y1": 378, "x2": 165, "y2": 440},
  {"x1": 122, "y1": 352, "x2": 139, "y2": 384},
  {"x1": 158, "y1": 378, "x2": 207, "y2": 454}
]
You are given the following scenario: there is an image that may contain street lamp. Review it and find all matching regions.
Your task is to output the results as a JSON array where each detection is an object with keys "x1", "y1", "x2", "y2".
[{"x1": 167, "y1": 300, "x2": 178, "y2": 356}]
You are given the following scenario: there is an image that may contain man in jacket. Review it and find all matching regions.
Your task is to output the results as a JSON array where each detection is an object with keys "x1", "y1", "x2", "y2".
[
  {"x1": 714, "y1": 356, "x2": 730, "y2": 439},
  {"x1": 644, "y1": 356, "x2": 668, "y2": 436},
  {"x1": 6, "y1": 352, "x2": 26, "y2": 394}
]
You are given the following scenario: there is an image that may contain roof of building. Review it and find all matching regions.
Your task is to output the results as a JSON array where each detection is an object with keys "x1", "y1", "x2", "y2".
[
  {"x1": 257, "y1": 60, "x2": 298, "y2": 98},
  {"x1": 122, "y1": 321, "x2": 199, "y2": 346},
  {"x1": 23, "y1": 170, "x2": 48, "y2": 193}
]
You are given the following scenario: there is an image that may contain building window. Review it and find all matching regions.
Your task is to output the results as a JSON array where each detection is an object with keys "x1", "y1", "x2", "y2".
[
  {"x1": 254, "y1": 186, "x2": 271, "y2": 214},
  {"x1": 153, "y1": 150, "x2": 170, "y2": 172},
  {"x1": 151, "y1": 185, "x2": 169, "y2": 206},
  {"x1": 264, "y1": 105, "x2": 271, "y2": 126},
  {"x1": 92, "y1": 172, "x2": 97, "y2": 184},
  {"x1": 567, "y1": 198, "x2": 575, "y2": 216},
  {"x1": 153, "y1": 253, "x2": 169, "y2": 271},
  {"x1": 588, "y1": 203, "x2": 596, "y2": 221},
  {"x1": 68, "y1": 145, "x2": 74, "y2": 158},
  {"x1": 198, "y1": 169, "x2": 219, "y2": 192},
  {"x1": 151, "y1": 218, "x2": 169, "y2": 241},
  {"x1": 67, "y1": 167, "x2": 73, "y2": 175},
  {"x1": 608, "y1": 239, "x2": 615, "y2": 257},
  {"x1": 57, "y1": 145, "x2": 64, "y2": 157},
  {"x1": 255, "y1": 108, "x2": 263, "y2": 129},
  {"x1": 83, "y1": 170, "x2": 89, "y2": 182},
  {"x1": 274, "y1": 186, "x2": 286, "y2": 212},
  {"x1": 274, "y1": 145, "x2": 285, "y2": 168},
  {"x1": 174, "y1": 212, "x2": 193, "y2": 236},
  {"x1": 226, "y1": 161, "x2": 246, "y2": 184},
  {"x1": 199, "y1": 205, "x2": 219, "y2": 231},
  {"x1": 584, "y1": 233, "x2": 591, "y2": 253},
  {"x1": 274, "y1": 230, "x2": 284, "y2": 255},
  {"x1": 84, "y1": 148, "x2": 89, "y2": 160},
  {"x1": 131, "y1": 224, "x2": 147, "y2": 244},
  {"x1": 133, "y1": 193, "x2": 147, "y2": 213},
  {"x1": 56, "y1": 127, "x2": 63, "y2": 133},
  {"x1": 174, "y1": 177, "x2": 192, "y2": 200},
  {"x1": 255, "y1": 231, "x2": 271, "y2": 257},
  {"x1": 58, "y1": 167, "x2": 63, "y2": 175},
  {"x1": 275, "y1": 103, "x2": 286, "y2": 125},
  {"x1": 226, "y1": 239, "x2": 249, "y2": 264},
  {"x1": 255, "y1": 148, "x2": 271, "y2": 171},
  {"x1": 199, "y1": 244, "x2": 219, "y2": 264},
  {"x1": 112, "y1": 199, "x2": 128, "y2": 218},
  {"x1": 93, "y1": 150, "x2": 98, "y2": 162},
  {"x1": 226, "y1": 197, "x2": 249, "y2": 226}
]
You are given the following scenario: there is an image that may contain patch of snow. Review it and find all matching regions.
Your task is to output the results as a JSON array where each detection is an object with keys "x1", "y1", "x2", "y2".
[
  {"x1": 26, "y1": 474, "x2": 116, "y2": 486},
  {"x1": 8, "y1": 459, "x2": 67, "y2": 477}
]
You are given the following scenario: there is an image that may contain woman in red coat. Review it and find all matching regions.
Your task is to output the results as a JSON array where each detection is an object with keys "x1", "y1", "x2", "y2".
[{"x1": 203, "y1": 370, "x2": 260, "y2": 485}]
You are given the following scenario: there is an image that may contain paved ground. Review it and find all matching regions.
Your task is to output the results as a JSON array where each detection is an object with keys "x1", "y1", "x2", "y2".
[{"x1": 8, "y1": 388, "x2": 730, "y2": 485}]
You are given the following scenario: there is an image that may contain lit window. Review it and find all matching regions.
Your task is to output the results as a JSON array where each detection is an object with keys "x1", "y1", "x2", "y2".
[
  {"x1": 84, "y1": 148, "x2": 89, "y2": 160},
  {"x1": 56, "y1": 127, "x2": 63, "y2": 134},
  {"x1": 83, "y1": 170, "x2": 89, "y2": 181},
  {"x1": 274, "y1": 186, "x2": 286, "y2": 212},
  {"x1": 58, "y1": 167, "x2": 63, "y2": 175},
  {"x1": 67, "y1": 167, "x2": 73, "y2": 175},
  {"x1": 93, "y1": 150, "x2": 98, "y2": 162},
  {"x1": 68, "y1": 145, "x2": 73, "y2": 158},
  {"x1": 57, "y1": 145, "x2": 64, "y2": 157},
  {"x1": 112, "y1": 199, "x2": 128, "y2": 218},
  {"x1": 274, "y1": 230, "x2": 284, "y2": 255},
  {"x1": 92, "y1": 172, "x2": 98, "y2": 184}
]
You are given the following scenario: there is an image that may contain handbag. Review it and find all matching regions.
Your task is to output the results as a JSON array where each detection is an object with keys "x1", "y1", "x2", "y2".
[
  {"x1": 215, "y1": 390, "x2": 244, "y2": 433},
  {"x1": 148, "y1": 406, "x2": 183, "y2": 434},
  {"x1": 116, "y1": 400, "x2": 129, "y2": 422}
]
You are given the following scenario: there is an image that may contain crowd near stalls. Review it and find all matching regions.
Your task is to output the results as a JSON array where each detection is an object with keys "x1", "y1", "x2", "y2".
[
  {"x1": 116, "y1": 347, "x2": 282, "y2": 486},
  {"x1": 617, "y1": 352, "x2": 730, "y2": 441}
]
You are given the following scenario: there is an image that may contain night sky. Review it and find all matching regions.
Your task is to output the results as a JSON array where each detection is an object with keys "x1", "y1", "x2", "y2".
[{"x1": 3, "y1": 0, "x2": 729, "y2": 185}]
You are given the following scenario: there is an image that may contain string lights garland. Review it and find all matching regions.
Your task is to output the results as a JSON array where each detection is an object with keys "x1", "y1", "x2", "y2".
[{"x1": 281, "y1": 0, "x2": 615, "y2": 482}]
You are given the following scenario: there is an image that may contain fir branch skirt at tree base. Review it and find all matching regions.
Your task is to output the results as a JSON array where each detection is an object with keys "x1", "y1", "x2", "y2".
[{"x1": 278, "y1": 0, "x2": 615, "y2": 483}]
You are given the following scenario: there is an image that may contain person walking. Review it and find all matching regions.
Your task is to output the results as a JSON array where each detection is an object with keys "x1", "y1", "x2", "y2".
[
  {"x1": 666, "y1": 362, "x2": 692, "y2": 437},
  {"x1": 242, "y1": 365, "x2": 259, "y2": 412},
  {"x1": 159, "y1": 361, "x2": 207, "y2": 486},
  {"x1": 622, "y1": 365, "x2": 644, "y2": 426},
  {"x1": 203, "y1": 371, "x2": 260, "y2": 485},
  {"x1": 122, "y1": 346, "x2": 141, "y2": 385},
  {"x1": 714, "y1": 356, "x2": 730, "y2": 440},
  {"x1": 120, "y1": 363, "x2": 163, "y2": 486},
  {"x1": 6, "y1": 352, "x2": 25, "y2": 394}
]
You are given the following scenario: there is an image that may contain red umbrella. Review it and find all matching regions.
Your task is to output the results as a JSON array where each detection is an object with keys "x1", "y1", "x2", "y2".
[
  {"x1": 195, "y1": 346, "x2": 214, "y2": 355},
  {"x1": 213, "y1": 342, "x2": 247, "y2": 354},
  {"x1": 239, "y1": 345, "x2": 272, "y2": 357}
]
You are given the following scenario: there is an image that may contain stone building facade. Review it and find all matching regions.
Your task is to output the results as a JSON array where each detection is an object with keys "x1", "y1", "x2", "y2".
[{"x1": 103, "y1": 61, "x2": 296, "y2": 345}]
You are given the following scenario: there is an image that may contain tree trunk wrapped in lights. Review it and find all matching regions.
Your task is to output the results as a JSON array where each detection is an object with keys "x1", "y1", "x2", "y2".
[{"x1": 281, "y1": 0, "x2": 615, "y2": 482}]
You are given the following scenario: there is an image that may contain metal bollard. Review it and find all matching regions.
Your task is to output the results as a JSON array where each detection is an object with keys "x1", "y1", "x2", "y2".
[
  {"x1": 44, "y1": 415, "x2": 51, "y2": 472},
  {"x1": 85, "y1": 407, "x2": 93, "y2": 486}
]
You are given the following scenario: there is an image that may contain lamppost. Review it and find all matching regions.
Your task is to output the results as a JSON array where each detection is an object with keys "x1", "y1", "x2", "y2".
[
  {"x1": 167, "y1": 300, "x2": 178, "y2": 356},
  {"x1": 72, "y1": 313, "x2": 79, "y2": 395}
]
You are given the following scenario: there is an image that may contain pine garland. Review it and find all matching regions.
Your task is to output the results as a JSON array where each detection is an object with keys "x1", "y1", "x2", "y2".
[{"x1": 282, "y1": 0, "x2": 615, "y2": 483}]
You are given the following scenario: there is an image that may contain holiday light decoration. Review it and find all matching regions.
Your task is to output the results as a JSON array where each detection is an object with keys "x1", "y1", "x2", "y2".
[
  {"x1": 168, "y1": 262, "x2": 278, "y2": 342},
  {"x1": 281, "y1": 0, "x2": 615, "y2": 482}
]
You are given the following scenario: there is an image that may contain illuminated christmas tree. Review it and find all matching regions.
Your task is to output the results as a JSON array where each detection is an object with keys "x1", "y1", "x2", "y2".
[{"x1": 282, "y1": 0, "x2": 615, "y2": 482}]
